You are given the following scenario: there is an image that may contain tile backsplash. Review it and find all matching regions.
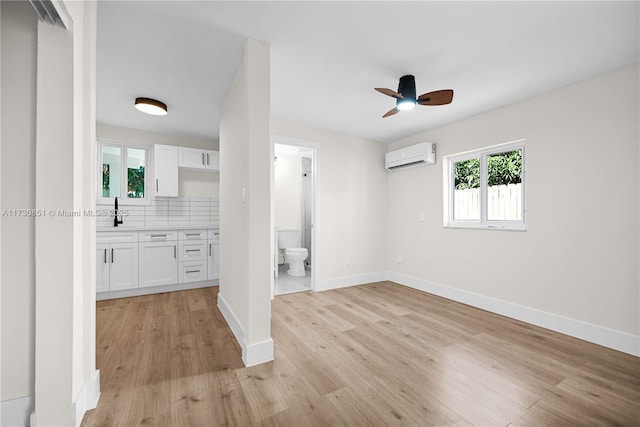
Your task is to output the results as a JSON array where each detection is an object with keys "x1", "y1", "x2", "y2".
[{"x1": 97, "y1": 197, "x2": 219, "y2": 229}]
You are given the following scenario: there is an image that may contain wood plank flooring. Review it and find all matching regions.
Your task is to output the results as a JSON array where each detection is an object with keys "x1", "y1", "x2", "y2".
[{"x1": 82, "y1": 282, "x2": 640, "y2": 426}]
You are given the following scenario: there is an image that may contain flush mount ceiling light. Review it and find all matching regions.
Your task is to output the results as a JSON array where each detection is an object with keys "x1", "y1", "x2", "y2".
[{"x1": 134, "y1": 97, "x2": 168, "y2": 116}]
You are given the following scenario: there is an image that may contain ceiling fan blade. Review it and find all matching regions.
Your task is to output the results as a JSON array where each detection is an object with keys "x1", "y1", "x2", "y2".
[
  {"x1": 375, "y1": 88, "x2": 404, "y2": 99},
  {"x1": 382, "y1": 108, "x2": 399, "y2": 118},
  {"x1": 417, "y1": 89, "x2": 454, "y2": 105}
]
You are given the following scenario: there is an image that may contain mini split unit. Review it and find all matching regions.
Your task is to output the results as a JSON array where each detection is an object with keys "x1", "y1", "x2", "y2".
[{"x1": 385, "y1": 142, "x2": 436, "y2": 171}]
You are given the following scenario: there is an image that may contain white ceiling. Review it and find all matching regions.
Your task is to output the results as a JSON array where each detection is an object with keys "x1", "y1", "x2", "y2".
[{"x1": 97, "y1": 1, "x2": 639, "y2": 144}]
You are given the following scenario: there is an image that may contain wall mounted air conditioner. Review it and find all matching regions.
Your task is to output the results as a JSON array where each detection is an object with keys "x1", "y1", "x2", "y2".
[{"x1": 385, "y1": 142, "x2": 436, "y2": 171}]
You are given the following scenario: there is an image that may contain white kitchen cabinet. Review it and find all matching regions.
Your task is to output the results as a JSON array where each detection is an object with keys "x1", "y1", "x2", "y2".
[
  {"x1": 139, "y1": 230, "x2": 178, "y2": 288},
  {"x1": 109, "y1": 243, "x2": 139, "y2": 291},
  {"x1": 97, "y1": 232, "x2": 139, "y2": 293},
  {"x1": 178, "y1": 228, "x2": 207, "y2": 283},
  {"x1": 178, "y1": 147, "x2": 219, "y2": 170},
  {"x1": 208, "y1": 230, "x2": 219, "y2": 280},
  {"x1": 154, "y1": 144, "x2": 179, "y2": 197},
  {"x1": 97, "y1": 227, "x2": 217, "y2": 299},
  {"x1": 96, "y1": 243, "x2": 110, "y2": 293}
]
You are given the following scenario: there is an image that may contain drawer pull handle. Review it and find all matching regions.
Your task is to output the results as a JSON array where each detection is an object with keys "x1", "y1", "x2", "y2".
[
  {"x1": 150, "y1": 234, "x2": 166, "y2": 238},
  {"x1": 104, "y1": 248, "x2": 107, "y2": 263},
  {"x1": 186, "y1": 249, "x2": 200, "y2": 253},
  {"x1": 186, "y1": 270, "x2": 200, "y2": 274},
  {"x1": 156, "y1": 179, "x2": 159, "y2": 192},
  {"x1": 201, "y1": 153, "x2": 205, "y2": 165},
  {"x1": 209, "y1": 243, "x2": 212, "y2": 256},
  {"x1": 111, "y1": 248, "x2": 114, "y2": 263},
  {"x1": 206, "y1": 153, "x2": 210, "y2": 165},
  {"x1": 174, "y1": 245, "x2": 177, "y2": 259}
]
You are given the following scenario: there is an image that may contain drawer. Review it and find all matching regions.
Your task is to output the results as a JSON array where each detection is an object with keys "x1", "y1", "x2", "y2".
[
  {"x1": 178, "y1": 241, "x2": 207, "y2": 261},
  {"x1": 139, "y1": 230, "x2": 178, "y2": 242},
  {"x1": 179, "y1": 229, "x2": 207, "y2": 241},
  {"x1": 179, "y1": 262, "x2": 207, "y2": 283},
  {"x1": 97, "y1": 231, "x2": 138, "y2": 244}
]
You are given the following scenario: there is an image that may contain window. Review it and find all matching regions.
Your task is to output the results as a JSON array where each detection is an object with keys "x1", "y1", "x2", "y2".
[
  {"x1": 99, "y1": 141, "x2": 149, "y2": 204},
  {"x1": 444, "y1": 140, "x2": 526, "y2": 230}
]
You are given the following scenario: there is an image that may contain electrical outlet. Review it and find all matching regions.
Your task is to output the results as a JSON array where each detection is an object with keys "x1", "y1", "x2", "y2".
[
  {"x1": 397, "y1": 254, "x2": 403, "y2": 264},
  {"x1": 345, "y1": 256, "x2": 351, "y2": 266}
]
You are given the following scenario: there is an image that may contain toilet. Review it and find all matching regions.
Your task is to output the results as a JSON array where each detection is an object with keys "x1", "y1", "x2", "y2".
[{"x1": 277, "y1": 228, "x2": 308, "y2": 277}]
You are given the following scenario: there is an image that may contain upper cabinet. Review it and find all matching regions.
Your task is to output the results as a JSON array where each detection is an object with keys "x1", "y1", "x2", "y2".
[
  {"x1": 178, "y1": 147, "x2": 219, "y2": 170},
  {"x1": 154, "y1": 144, "x2": 179, "y2": 197}
]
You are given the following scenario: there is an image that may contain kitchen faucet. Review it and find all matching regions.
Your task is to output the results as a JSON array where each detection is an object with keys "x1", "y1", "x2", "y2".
[{"x1": 113, "y1": 197, "x2": 123, "y2": 227}]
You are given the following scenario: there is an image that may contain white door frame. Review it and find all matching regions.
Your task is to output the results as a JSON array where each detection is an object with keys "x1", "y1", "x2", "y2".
[{"x1": 271, "y1": 135, "x2": 319, "y2": 298}]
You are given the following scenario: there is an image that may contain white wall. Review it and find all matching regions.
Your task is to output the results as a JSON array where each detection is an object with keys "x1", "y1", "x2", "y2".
[
  {"x1": 271, "y1": 120, "x2": 388, "y2": 287},
  {"x1": 218, "y1": 39, "x2": 273, "y2": 366},
  {"x1": 97, "y1": 123, "x2": 219, "y2": 197},
  {"x1": 0, "y1": 1, "x2": 101, "y2": 425},
  {"x1": 0, "y1": 0, "x2": 37, "y2": 406},
  {"x1": 386, "y1": 65, "x2": 639, "y2": 349},
  {"x1": 274, "y1": 153, "x2": 302, "y2": 231}
]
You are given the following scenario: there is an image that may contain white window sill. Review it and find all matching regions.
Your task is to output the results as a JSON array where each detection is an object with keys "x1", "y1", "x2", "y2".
[{"x1": 444, "y1": 223, "x2": 527, "y2": 232}]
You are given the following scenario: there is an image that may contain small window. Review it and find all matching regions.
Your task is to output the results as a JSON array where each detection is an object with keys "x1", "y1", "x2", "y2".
[
  {"x1": 99, "y1": 141, "x2": 149, "y2": 204},
  {"x1": 444, "y1": 140, "x2": 526, "y2": 230}
]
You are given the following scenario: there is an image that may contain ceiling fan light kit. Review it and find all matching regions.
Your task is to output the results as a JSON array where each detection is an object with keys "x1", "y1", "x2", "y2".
[
  {"x1": 134, "y1": 97, "x2": 168, "y2": 116},
  {"x1": 375, "y1": 74, "x2": 453, "y2": 118}
]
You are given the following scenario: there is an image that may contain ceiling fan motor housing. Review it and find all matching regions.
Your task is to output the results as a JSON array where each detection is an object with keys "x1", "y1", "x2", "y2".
[
  {"x1": 396, "y1": 75, "x2": 417, "y2": 110},
  {"x1": 398, "y1": 75, "x2": 416, "y2": 100}
]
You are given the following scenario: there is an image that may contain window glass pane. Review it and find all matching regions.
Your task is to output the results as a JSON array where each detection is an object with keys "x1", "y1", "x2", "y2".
[
  {"x1": 101, "y1": 146, "x2": 121, "y2": 198},
  {"x1": 126, "y1": 148, "x2": 145, "y2": 198},
  {"x1": 453, "y1": 158, "x2": 480, "y2": 220},
  {"x1": 487, "y1": 149, "x2": 522, "y2": 221}
]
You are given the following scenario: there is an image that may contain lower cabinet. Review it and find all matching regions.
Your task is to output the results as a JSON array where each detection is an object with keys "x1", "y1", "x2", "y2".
[
  {"x1": 96, "y1": 236, "x2": 139, "y2": 292},
  {"x1": 96, "y1": 243, "x2": 110, "y2": 293},
  {"x1": 97, "y1": 228, "x2": 218, "y2": 297},
  {"x1": 139, "y1": 240, "x2": 178, "y2": 287},
  {"x1": 178, "y1": 232, "x2": 208, "y2": 283}
]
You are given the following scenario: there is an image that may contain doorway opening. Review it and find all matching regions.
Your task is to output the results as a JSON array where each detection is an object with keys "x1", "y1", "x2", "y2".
[{"x1": 272, "y1": 138, "x2": 317, "y2": 296}]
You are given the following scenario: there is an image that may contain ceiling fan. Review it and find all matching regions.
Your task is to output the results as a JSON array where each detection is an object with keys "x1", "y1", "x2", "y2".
[{"x1": 375, "y1": 75, "x2": 454, "y2": 118}]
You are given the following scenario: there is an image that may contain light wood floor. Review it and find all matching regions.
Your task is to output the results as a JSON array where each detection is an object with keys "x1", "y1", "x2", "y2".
[{"x1": 82, "y1": 282, "x2": 640, "y2": 426}]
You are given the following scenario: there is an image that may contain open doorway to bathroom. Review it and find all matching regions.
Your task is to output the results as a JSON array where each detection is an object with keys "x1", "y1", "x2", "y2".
[{"x1": 273, "y1": 139, "x2": 316, "y2": 296}]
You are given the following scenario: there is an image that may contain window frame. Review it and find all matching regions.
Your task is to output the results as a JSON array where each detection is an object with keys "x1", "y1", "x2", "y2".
[
  {"x1": 97, "y1": 139, "x2": 151, "y2": 205},
  {"x1": 443, "y1": 139, "x2": 526, "y2": 231}
]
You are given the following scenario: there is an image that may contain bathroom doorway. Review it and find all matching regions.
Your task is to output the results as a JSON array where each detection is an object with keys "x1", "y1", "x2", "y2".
[{"x1": 272, "y1": 137, "x2": 317, "y2": 296}]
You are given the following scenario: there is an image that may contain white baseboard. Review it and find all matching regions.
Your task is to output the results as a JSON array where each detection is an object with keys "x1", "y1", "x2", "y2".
[
  {"x1": 217, "y1": 292, "x2": 245, "y2": 351},
  {"x1": 1, "y1": 394, "x2": 34, "y2": 427},
  {"x1": 316, "y1": 271, "x2": 388, "y2": 291},
  {"x1": 73, "y1": 370, "x2": 101, "y2": 427},
  {"x1": 388, "y1": 271, "x2": 640, "y2": 357},
  {"x1": 243, "y1": 338, "x2": 274, "y2": 367},
  {"x1": 217, "y1": 293, "x2": 275, "y2": 367}
]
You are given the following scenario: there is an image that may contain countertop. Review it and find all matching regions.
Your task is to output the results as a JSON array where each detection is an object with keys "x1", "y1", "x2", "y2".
[{"x1": 97, "y1": 225, "x2": 219, "y2": 233}]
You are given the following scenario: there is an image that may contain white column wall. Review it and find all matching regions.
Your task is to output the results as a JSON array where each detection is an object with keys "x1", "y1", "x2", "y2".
[{"x1": 218, "y1": 38, "x2": 273, "y2": 366}]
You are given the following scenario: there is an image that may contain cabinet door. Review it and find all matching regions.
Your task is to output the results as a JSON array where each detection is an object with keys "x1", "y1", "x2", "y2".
[
  {"x1": 178, "y1": 147, "x2": 206, "y2": 169},
  {"x1": 96, "y1": 243, "x2": 110, "y2": 293},
  {"x1": 208, "y1": 242, "x2": 219, "y2": 280},
  {"x1": 139, "y1": 241, "x2": 178, "y2": 288},
  {"x1": 204, "y1": 150, "x2": 219, "y2": 170},
  {"x1": 154, "y1": 144, "x2": 179, "y2": 197},
  {"x1": 109, "y1": 243, "x2": 139, "y2": 291}
]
